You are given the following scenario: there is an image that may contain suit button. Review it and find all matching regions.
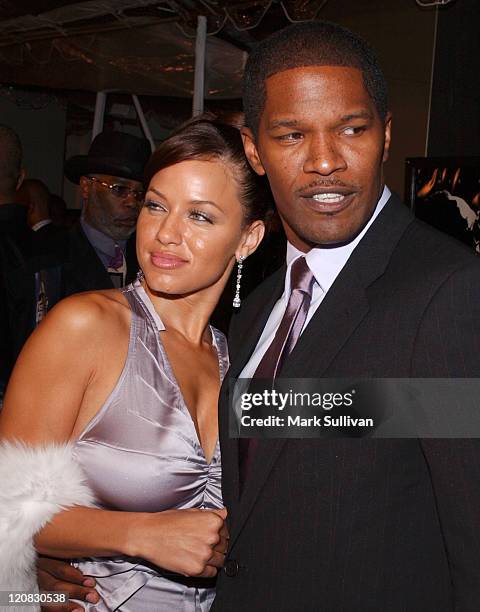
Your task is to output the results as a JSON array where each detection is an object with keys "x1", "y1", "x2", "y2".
[{"x1": 224, "y1": 559, "x2": 239, "y2": 577}]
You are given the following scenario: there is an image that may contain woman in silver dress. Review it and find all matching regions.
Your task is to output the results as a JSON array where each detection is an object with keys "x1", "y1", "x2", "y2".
[{"x1": 0, "y1": 117, "x2": 269, "y2": 611}]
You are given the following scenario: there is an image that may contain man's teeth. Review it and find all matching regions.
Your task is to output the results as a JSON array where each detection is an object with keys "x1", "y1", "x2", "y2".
[{"x1": 311, "y1": 193, "x2": 346, "y2": 203}]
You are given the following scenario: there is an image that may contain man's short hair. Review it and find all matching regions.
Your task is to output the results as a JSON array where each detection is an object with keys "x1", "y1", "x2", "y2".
[
  {"x1": 243, "y1": 21, "x2": 388, "y2": 137},
  {"x1": 0, "y1": 124, "x2": 22, "y2": 192}
]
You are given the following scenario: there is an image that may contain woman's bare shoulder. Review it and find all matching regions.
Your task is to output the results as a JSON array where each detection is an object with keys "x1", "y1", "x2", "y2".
[
  {"x1": 0, "y1": 290, "x2": 132, "y2": 441},
  {"x1": 41, "y1": 289, "x2": 130, "y2": 338}
]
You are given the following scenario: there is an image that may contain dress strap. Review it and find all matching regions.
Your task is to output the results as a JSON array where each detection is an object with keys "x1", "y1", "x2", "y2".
[
  {"x1": 128, "y1": 279, "x2": 166, "y2": 333},
  {"x1": 125, "y1": 280, "x2": 229, "y2": 379}
]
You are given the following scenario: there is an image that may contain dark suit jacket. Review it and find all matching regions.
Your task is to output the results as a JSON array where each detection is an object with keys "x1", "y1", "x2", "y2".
[
  {"x1": 0, "y1": 221, "x2": 138, "y2": 385},
  {"x1": 0, "y1": 204, "x2": 31, "y2": 383},
  {"x1": 213, "y1": 194, "x2": 480, "y2": 612},
  {"x1": 0, "y1": 204, "x2": 60, "y2": 381},
  {"x1": 54, "y1": 222, "x2": 138, "y2": 297}
]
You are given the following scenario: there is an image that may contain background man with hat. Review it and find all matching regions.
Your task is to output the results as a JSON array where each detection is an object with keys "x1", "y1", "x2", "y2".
[{"x1": 60, "y1": 130, "x2": 151, "y2": 295}]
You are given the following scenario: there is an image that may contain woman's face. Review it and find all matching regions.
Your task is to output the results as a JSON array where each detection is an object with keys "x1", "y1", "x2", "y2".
[{"x1": 137, "y1": 159, "x2": 261, "y2": 297}]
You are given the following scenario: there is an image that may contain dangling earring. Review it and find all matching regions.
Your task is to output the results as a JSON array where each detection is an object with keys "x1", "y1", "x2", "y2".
[
  {"x1": 136, "y1": 269, "x2": 144, "y2": 282},
  {"x1": 232, "y1": 255, "x2": 245, "y2": 308}
]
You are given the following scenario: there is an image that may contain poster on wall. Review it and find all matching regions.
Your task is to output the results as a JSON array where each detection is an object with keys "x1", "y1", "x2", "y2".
[{"x1": 405, "y1": 157, "x2": 480, "y2": 254}]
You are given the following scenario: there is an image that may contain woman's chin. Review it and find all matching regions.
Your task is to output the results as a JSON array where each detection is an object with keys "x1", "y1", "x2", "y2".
[{"x1": 142, "y1": 275, "x2": 190, "y2": 299}]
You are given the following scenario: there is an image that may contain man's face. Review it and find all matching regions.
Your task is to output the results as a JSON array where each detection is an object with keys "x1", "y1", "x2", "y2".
[
  {"x1": 80, "y1": 173, "x2": 144, "y2": 241},
  {"x1": 242, "y1": 66, "x2": 391, "y2": 250}
]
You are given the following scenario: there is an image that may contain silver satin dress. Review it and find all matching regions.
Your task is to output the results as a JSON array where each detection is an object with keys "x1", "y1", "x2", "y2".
[{"x1": 71, "y1": 279, "x2": 228, "y2": 611}]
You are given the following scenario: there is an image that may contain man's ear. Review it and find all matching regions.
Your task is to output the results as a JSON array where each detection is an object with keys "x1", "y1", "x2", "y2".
[
  {"x1": 382, "y1": 112, "x2": 392, "y2": 163},
  {"x1": 15, "y1": 169, "x2": 25, "y2": 191},
  {"x1": 236, "y1": 220, "x2": 265, "y2": 260},
  {"x1": 79, "y1": 176, "x2": 90, "y2": 201},
  {"x1": 241, "y1": 127, "x2": 266, "y2": 177}
]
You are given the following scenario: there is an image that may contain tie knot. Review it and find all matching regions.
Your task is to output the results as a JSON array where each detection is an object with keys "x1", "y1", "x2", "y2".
[{"x1": 290, "y1": 256, "x2": 315, "y2": 296}]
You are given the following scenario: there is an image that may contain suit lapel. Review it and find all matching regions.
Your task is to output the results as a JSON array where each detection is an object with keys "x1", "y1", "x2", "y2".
[
  {"x1": 227, "y1": 195, "x2": 415, "y2": 547},
  {"x1": 65, "y1": 224, "x2": 112, "y2": 292},
  {"x1": 125, "y1": 233, "x2": 139, "y2": 284}
]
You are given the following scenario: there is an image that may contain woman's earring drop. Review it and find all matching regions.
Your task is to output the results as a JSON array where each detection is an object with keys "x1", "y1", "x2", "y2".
[{"x1": 232, "y1": 255, "x2": 245, "y2": 308}]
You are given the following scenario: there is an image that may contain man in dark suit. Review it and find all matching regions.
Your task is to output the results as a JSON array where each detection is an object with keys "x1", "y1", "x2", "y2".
[
  {"x1": 211, "y1": 21, "x2": 480, "y2": 612},
  {"x1": 0, "y1": 126, "x2": 57, "y2": 393},
  {"x1": 0, "y1": 124, "x2": 28, "y2": 396},
  {"x1": 58, "y1": 131, "x2": 151, "y2": 296},
  {"x1": 37, "y1": 22, "x2": 480, "y2": 612}
]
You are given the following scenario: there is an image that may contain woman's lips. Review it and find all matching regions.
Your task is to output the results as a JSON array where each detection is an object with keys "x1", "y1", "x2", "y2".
[{"x1": 150, "y1": 252, "x2": 188, "y2": 269}]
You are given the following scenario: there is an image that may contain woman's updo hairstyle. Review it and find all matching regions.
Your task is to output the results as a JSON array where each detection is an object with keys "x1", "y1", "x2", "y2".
[{"x1": 144, "y1": 114, "x2": 272, "y2": 226}]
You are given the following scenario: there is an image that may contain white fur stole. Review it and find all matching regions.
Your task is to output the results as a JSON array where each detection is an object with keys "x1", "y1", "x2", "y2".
[{"x1": 0, "y1": 441, "x2": 95, "y2": 603}]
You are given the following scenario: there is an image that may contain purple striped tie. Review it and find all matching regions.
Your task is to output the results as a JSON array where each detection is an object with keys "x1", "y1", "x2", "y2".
[
  {"x1": 239, "y1": 256, "x2": 315, "y2": 490},
  {"x1": 108, "y1": 243, "x2": 124, "y2": 270}
]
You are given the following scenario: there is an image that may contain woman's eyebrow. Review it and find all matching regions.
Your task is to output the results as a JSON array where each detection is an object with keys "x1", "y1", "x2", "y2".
[
  {"x1": 188, "y1": 199, "x2": 225, "y2": 214},
  {"x1": 146, "y1": 187, "x2": 167, "y2": 199}
]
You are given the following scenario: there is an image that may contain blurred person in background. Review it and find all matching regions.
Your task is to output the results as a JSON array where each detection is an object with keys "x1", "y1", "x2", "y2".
[
  {"x1": 0, "y1": 124, "x2": 27, "y2": 399},
  {"x1": 60, "y1": 131, "x2": 151, "y2": 293},
  {"x1": 0, "y1": 142, "x2": 66, "y2": 391},
  {"x1": 49, "y1": 193, "x2": 70, "y2": 227},
  {"x1": 16, "y1": 178, "x2": 53, "y2": 231}
]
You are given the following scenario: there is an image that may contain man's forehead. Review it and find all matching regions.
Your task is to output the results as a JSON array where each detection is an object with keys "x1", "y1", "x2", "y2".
[
  {"x1": 261, "y1": 65, "x2": 375, "y2": 120},
  {"x1": 264, "y1": 65, "x2": 365, "y2": 97},
  {"x1": 89, "y1": 173, "x2": 142, "y2": 187}
]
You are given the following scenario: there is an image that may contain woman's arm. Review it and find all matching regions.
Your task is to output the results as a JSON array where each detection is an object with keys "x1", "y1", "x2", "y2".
[
  {"x1": 0, "y1": 294, "x2": 227, "y2": 577},
  {"x1": 37, "y1": 505, "x2": 227, "y2": 577}
]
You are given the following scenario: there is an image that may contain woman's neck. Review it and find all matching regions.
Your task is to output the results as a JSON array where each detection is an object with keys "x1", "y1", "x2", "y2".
[{"x1": 143, "y1": 282, "x2": 221, "y2": 345}]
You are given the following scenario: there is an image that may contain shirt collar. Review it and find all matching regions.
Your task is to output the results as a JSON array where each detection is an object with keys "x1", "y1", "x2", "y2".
[
  {"x1": 285, "y1": 185, "x2": 391, "y2": 298},
  {"x1": 80, "y1": 216, "x2": 127, "y2": 258}
]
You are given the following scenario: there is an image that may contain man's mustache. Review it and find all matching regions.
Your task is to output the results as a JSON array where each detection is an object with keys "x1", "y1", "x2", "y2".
[{"x1": 295, "y1": 179, "x2": 358, "y2": 197}]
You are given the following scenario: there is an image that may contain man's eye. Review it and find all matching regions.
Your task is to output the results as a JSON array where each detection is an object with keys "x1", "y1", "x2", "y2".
[
  {"x1": 277, "y1": 132, "x2": 303, "y2": 142},
  {"x1": 111, "y1": 185, "x2": 129, "y2": 197},
  {"x1": 343, "y1": 126, "x2": 366, "y2": 136}
]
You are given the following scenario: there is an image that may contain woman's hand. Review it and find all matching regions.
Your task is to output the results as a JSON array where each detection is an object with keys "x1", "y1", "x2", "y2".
[{"x1": 127, "y1": 507, "x2": 229, "y2": 578}]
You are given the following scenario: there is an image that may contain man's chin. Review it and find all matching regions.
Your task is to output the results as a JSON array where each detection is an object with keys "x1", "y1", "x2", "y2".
[
  {"x1": 293, "y1": 215, "x2": 377, "y2": 249},
  {"x1": 112, "y1": 226, "x2": 136, "y2": 240},
  {"x1": 286, "y1": 223, "x2": 353, "y2": 251}
]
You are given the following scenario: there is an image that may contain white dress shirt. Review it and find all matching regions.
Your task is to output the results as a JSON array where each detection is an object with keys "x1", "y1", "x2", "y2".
[
  {"x1": 32, "y1": 219, "x2": 52, "y2": 232},
  {"x1": 240, "y1": 186, "x2": 391, "y2": 378}
]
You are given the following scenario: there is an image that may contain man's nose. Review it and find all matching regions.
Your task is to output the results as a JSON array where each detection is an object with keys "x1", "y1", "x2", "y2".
[
  {"x1": 123, "y1": 192, "x2": 140, "y2": 209},
  {"x1": 303, "y1": 135, "x2": 347, "y2": 175}
]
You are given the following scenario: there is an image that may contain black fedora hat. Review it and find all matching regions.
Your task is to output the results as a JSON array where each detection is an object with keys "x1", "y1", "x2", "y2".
[{"x1": 65, "y1": 131, "x2": 151, "y2": 184}]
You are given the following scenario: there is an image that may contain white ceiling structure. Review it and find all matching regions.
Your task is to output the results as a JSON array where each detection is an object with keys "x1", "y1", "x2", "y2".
[{"x1": 0, "y1": 0, "x2": 250, "y2": 97}]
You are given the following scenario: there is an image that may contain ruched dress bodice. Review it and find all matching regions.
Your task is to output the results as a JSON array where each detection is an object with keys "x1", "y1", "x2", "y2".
[{"x1": 71, "y1": 280, "x2": 228, "y2": 611}]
